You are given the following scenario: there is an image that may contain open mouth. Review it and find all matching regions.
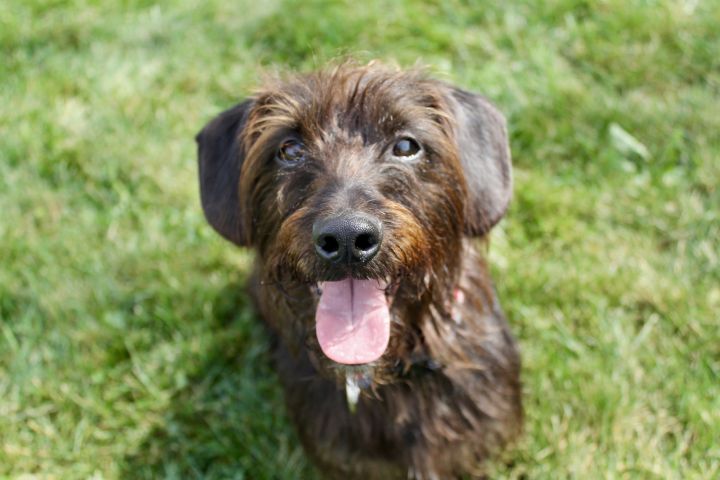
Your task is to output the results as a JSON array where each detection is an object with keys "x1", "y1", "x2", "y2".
[{"x1": 313, "y1": 278, "x2": 397, "y2": 365}]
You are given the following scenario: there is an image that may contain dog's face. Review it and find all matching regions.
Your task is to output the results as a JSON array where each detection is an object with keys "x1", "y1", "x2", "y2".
[{"x1": 197, "y1": 64, "x2": 511, "y2": 380}]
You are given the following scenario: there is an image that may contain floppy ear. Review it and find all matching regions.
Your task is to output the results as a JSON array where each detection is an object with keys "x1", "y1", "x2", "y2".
[
  {"x1": 196, "y1": 100, "x2": 253, "y2": 246},
  {"x1": 445, "y1": 87, "x2": 513, "y2": 236}
]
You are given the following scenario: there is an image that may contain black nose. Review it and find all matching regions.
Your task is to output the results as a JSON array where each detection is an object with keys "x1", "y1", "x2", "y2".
[{"x1": 313, "y1": 214, "x2": 383, "y2": 265}]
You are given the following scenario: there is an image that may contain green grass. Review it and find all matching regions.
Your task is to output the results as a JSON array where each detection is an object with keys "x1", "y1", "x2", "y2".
[{"x1": 1, "y1": 0, "x2": 718, "y2": 478}]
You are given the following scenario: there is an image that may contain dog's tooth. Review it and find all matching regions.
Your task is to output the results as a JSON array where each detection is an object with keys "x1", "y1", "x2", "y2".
[{"x1": 345, "y1": 376, "x2": 360, "y2": 414}]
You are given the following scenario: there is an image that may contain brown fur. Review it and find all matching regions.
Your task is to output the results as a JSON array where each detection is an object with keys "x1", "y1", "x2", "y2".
[{"x1": 196, "y1": 62, "x2": 522, "y2": 479}]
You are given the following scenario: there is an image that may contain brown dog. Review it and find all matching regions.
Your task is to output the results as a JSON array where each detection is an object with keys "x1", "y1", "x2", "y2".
[{"x1": 196, "y1": 63, "x2": 521, "y2": 479}]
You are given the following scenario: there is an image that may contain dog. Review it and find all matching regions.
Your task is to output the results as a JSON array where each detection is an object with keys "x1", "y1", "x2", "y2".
[{"x1": 196, "y1": 62, "x2": 522, "y2": 479}]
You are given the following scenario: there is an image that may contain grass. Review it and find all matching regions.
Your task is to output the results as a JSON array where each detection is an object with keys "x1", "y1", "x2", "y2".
[{"x1": 1, "y1": 0, "x2": 718, "y2": 478}]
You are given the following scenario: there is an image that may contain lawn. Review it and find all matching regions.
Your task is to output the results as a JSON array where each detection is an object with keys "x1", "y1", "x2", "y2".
[{"x1": 1, "y1": 0, "x2": 718, "y2": 478}]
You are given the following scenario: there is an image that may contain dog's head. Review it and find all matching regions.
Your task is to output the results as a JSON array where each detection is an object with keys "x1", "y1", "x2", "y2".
[{"x1": 197, "y1": 63, "x2": 511, "y2": 378}]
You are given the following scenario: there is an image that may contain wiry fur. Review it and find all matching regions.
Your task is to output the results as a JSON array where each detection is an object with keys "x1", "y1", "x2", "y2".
[{"x1": 196, "y1": 63, "x2": 522, "y2": 479}]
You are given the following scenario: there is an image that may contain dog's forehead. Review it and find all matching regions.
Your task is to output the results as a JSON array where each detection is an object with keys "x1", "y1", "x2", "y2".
[{"x1": 255, "y1": 67, "x2": 450, "y2": 144}]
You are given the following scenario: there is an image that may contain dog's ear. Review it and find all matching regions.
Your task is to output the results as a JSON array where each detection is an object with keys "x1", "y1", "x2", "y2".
[
  {"x1": 445, "y1": 87, "x2": 513, "y2": 236},
  {"x1": 196, "y1": 100, "x2": 253, "y2": 246}
]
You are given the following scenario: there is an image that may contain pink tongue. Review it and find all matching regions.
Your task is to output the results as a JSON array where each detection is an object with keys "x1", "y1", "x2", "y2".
[{"x1": 315, "y1": 279, "x2": 390, "y2": 365}]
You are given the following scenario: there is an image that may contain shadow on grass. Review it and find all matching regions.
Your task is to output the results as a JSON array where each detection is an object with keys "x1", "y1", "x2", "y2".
[{"x1": 120, "y1": 278, "x2": 317, "y2": 480}]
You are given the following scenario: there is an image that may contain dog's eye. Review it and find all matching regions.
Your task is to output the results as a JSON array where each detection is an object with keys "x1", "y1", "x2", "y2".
[
  {"x1": 392, "y1": 138, "x2": 421, "y2": 159},
  {"x1": 277, "y1": 140, "x2": 306, "y2": 165}
]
